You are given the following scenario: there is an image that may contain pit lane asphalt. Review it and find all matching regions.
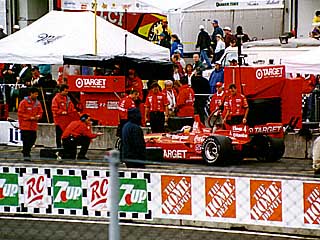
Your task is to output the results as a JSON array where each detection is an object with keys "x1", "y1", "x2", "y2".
[{"x1": 0, "y1": 145, "x2": 316, "y2": 178}]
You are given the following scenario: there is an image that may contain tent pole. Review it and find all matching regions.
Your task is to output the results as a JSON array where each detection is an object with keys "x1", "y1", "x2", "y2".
[{"x1": 94, "y1": 0, "x2": 97, "y2": 55}]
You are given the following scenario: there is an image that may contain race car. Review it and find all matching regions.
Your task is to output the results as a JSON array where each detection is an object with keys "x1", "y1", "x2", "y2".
[{"x1": 144, "y1": 115, "x2": 285, "y2": 165}]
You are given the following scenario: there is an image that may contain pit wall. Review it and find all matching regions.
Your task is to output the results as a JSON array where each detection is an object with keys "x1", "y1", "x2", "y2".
[
  {"x1": 0, "y1": 122, "x2": 316, "y2": 159},
  {"x1": 0, "y1": 163, "x2": 319, "y2": 237}
]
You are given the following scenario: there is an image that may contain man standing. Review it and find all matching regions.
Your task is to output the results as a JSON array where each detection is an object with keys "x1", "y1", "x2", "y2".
[
  {"x1": 208, "y1": 61, "x2": 224, "y2": 94},
  {"x1": 223, "y1": 84, "x2": 249, "y2": 125},
  {"x1": 176, "y1": 77, "x2": 195, "y2": 117},
  {"x1": 117, "y1": 90, "x2": 139, "y2": 137},
  {"x1": 211, "y1": 20, "x2": 223, "y2": 51},
  {"x1": 125, "y1": 68, "x2": 143, "y2": 103},
  {"x1": 191, "y1": 69, "x2": 211, "y2": 124},
  {"x1": 51, "y1": 84, "x2": 78, "y2": 148},
  {"x1": 61, "y1": 114, "x2": 103, "y2": 160},
  {"x1": 18, "y1": 87, "x2": 43, "y2": 161},
  {"x1": 155, "y1": 19, "x2": 172, "y2": 43},
  {"x1": 223, "y1": 26, "x2": 237, "y2": 48},
  {"x1": 122, "y1": 108, "x2": 146, "y2": 167},
  {"x1": 209, "y1": 82, "x2": 225, "y2": 126},
  {"x1": 196, "y1": 25, "x2": 213, "y2": 69},
  {"x1": 192, "y1": 53, "x2": 206, "y2": 72},
  {"x1": 145, "y1": 82, "x2": 169, "y2": 133}
]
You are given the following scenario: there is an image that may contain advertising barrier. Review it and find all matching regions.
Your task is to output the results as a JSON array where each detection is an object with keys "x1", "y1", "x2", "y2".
[{"x1": 0, "y1": 164, "x2": 319, "y2": 235}]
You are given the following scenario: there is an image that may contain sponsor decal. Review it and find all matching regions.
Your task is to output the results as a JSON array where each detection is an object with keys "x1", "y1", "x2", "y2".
[
  {"x1": 216, "y1": 2, "x2": 239, "y2": 7},
  {"x1": 248, "y1": 125, "x2": 282, "y2": 134},
  {"x1": 107, "y1": 101, "x2": 118, "y2": 110},
  {"x1": 205, "y1": 178, "x2": 236, "y2": 218},
  {"x1": 161, "y1": 175, "x2": 192, "y2": 215},
  {"x1": 304, "y1": 183, "x2": 320, "y2": 225},
  {"x1": 75, "y1": 77, "x2": 106, "y2": 89},
  {"x1": 36, "y1": 33, "x2": 64, "y2": 45},
  {"x1": 53, "y1": 176, "x2": 82, "y2": 209},
  {"x1": 255, "y1": 66, "x2": 284, "y2": 80},
  {"x1": 88, "y1": 177, "x2": 108, "y2": 211},
  {"x1": 163, "y1": 149, "x2": 187, "y2": 159},
  {"x1": 0, "y1": 173, "x2": 19, "y2": 206},
  {"x1": 119, "y1": 178, "x2": 148, "y2": 213},
  {"x1": 250, "y1": 180, "x2": 282, "y2": 221},
  {"x1": 232, "y1": 125, "x2": 248, "y2": 138},
  {"x1": 23, "y1": 174, "x2": 48, "y2": 208},
  {"x1": 85, "y1": 100, "x2": 99, "y2": 109}
]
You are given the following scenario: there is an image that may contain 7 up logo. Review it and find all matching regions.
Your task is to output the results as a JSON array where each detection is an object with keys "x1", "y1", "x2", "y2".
[
  {"x1": 53, "y1": 176, "x2": 82, "y2": 209},
  {"x1": 119, "y1": 178, "x2": 148, "y2": 213},
  {"x1": 0, "y1": 173, "x2": 19, "y2": 206}
]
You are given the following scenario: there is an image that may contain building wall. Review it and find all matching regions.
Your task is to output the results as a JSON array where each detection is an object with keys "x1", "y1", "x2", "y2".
[{"x1": 297, "y1": 0, "x2": 320, "y2": 38}]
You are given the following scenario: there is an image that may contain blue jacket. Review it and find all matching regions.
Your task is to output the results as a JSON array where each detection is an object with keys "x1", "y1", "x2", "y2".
[
  {"x1": 170, "y1": 40, "x2": 184, "y2": 57},
  {"x1": 209, "y1": 68, "x2": 224, "y2": 94}
]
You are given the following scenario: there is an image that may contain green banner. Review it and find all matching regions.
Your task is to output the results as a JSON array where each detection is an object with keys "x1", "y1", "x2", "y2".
[
  {"x1": 119, "y1": 178, "x2": 148, "y2": 213},
  {"x1": 53, "y1": 175, "x2": 82, "y2": 209},
  {"x1": 0, "y1": 173, "x2": 19, "y2": 206}
]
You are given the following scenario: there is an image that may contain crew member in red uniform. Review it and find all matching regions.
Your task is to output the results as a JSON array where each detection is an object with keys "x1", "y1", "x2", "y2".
[
  {"x1": 125, "y1": 68, "x2": 143, "y2": 102},
  {"x1": 223, "y1": 83, "x2": 249, "y2": 125},
  {"x1": 176, "y1": 77, "x2": 195, "y2": 117},
  {"x1": 61, "y1": 114, "x2": 103, "y2": 160},
  {"x1": 145, "y1": 82, "x2": 169, "y2": 133},
  {"x1": 117, "y1": 89, "x2": 139, "y2": 137},
  {"x1": 209, "y1": 82, "x2": 225, "y2": 125},
  {"x1": 51, "y1": 84, "x2": 79, "y2": 148},
  {"x1": 18, "y1": 87, "x2": 43, "y2": 161}
]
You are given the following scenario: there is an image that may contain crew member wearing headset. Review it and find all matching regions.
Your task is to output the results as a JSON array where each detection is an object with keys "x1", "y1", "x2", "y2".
[{"x1": 61, "y1": 114, "x2": 103, "y2": 160}]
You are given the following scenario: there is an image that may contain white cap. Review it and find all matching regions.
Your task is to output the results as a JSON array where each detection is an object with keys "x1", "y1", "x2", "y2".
[
  {"x1": 0, "y1": 25, "x2": 3, "y2": 29},
  {"x1": 13, "y1": 25, "x2": 20, "y2": 29},
  {"x1": 199, "y1": 25, "x2": 205, "y2": 30},
  {"x1": 223, "y1": 26, "x2": 231, "y2": 31}
]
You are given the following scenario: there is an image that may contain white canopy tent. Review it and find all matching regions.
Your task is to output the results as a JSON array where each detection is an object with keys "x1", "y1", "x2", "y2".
[
  {"x1": 282, "y1": 46, "x2": 320, "y2": 74},
  {"x1": 0, "y1": 10, "x2": 170, "y2": 64}
]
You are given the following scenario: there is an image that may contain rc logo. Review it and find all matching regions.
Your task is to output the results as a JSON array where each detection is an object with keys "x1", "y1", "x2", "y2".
[
  {"x1": 303, "y1": 183, "x2": 320, "y2": 225},
  {"x1": 23, "y1": 174, "x2": 48, "y2": 208},
  {"x1": 205, "y1": 177, "x2": 236, "y2": 218},
  {"x1": 250, "y1": 180, "x2": 282, "y2": 221},
  {"x1": 0, "y1": 173, "x2": 19, "y2": 206},
  {"x1": 161, "y1": 175, "x2": 192, "y2": 215},
  {"x1": 53, "y1": 176, "x2": 82, "y2": 209},
  {"x1": 88, "y1": 177, "x2": 109, "y2": 211},
  {"x1": 119, "y1": 178, "x2": 148, "y2": 213}
]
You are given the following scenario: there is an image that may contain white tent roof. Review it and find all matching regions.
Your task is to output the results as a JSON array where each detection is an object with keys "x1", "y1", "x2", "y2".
[
  {"x1": 282, "y1": 46, "x2": 320, "y2": 74},
  {"x1": 0, "y1": 10, "x2": 169, "y2": 64}
]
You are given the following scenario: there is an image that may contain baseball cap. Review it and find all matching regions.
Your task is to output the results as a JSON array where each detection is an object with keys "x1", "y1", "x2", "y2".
[
  {"x1": 159, "y1": 32, "x2": 166, "y2": 37},
  {"x1": 80, "y1": 113, "x2": 90, "y2": 121},
  {"x1": 223, "y1": 26, "x2": 231, "y2": 31},
  {"x1": 199, "y1": 25, "x2": 205, "y2": 30},
  {"x1": 150, "y1": 81, "x2": 160, "y2": 89},
  {"x1": 215, "y1": 82, "x2": 223, "y2": 87},
  {"x1": 229, "y1": 58, "x2": 237, "y2": 62},
  {"x1": 13, "y1": 25, "x2": 20, "y2": 30},
  {"x1": 216, "y1": 34, "x2": 222, "y2": 38},
  {"x1": 215, "y1": 60, "x2": 222, "y2": 65},
  {"x1": 212, "y1": 19, "x2": 219, "y2": 24},
  {"x1": 174, "y1": 49, "x2": 181, "y2": 54}
]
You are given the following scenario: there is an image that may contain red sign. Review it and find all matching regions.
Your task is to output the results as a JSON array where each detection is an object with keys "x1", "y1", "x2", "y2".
[
  {"x1": 161, "y1": 175, "x2": 192, "y2": 215},
  {"x1": 250, "y1": 180, "x2": 282, "y2": 221},
  {"x1": 68, "y1": 75, "x2": 125, "y2": 92},
  {"x1": 205, "y1": 177, "x2": 236, "y2": 218},
  {"x1": 303, "y1": 182, "x2": 320, "y2": 225}
]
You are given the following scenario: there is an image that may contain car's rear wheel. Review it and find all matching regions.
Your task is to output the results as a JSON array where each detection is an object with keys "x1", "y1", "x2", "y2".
[
  {"x1": 254, "y1": 136, "x2": 285, "y2": 162},
  {"x1": 202, "y1": 136, "x2": 232, "y2": 165}
]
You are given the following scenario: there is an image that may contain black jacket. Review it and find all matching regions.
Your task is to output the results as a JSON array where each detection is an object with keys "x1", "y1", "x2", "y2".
[
  {"x1": 122, "y1": 108, "x2": 146, "y2": 160},
  {"x1": 191, "y1": 76, "x2": 211, "y2": 95},
  {"x1": 196, "y1": 30, "x2": 211, "y2": 50}
]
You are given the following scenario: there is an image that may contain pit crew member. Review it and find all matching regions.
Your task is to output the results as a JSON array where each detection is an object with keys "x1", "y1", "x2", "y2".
[
  {"x1": 223, "y1": 83, "x2": 249, "y2": 125},
  {"x1": 176, "y1": 76, "x2": 195, "y2": 117},
  {"x1": 209, "y1": 82, "x2": 225, "y2": 125}
]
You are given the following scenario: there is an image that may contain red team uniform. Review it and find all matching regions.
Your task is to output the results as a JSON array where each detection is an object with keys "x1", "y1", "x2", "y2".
[{"x1": 176, "y1": 84, "x2": 195, "y2": 117}]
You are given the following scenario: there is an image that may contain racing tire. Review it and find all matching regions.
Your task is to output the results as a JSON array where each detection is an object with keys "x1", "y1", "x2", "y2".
[
  {"x1": 254, "y1": 136, "x2": 285, "y2": 162},
  {"x1": 201, "y1": 136, "x2": 232, "y2": 165}
]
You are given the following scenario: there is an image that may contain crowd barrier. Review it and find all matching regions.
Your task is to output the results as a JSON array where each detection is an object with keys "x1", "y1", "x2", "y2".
[{"x1": 0, "y1": 162, "x2": 319, "y2": 237}]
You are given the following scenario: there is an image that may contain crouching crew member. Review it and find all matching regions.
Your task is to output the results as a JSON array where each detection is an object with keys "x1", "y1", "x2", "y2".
[
  {"x1": 223, "y1": 84, "x2": 249, "y2": 125},
  {"x1": 61, "y1": 114, "x2": 103, "y2": 160},
  {"x1": 18, "y1": 87, "x2": 43, "y2": 161}
]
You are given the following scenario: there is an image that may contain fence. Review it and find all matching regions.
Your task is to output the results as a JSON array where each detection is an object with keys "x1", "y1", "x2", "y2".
[{"x1": 0, "y1": 151, "x2": 319, "y2": 240}]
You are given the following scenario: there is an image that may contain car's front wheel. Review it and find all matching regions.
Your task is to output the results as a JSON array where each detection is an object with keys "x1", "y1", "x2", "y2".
[{"x1": 201, "y1": 136, "x2": 232, "y2": 165}]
